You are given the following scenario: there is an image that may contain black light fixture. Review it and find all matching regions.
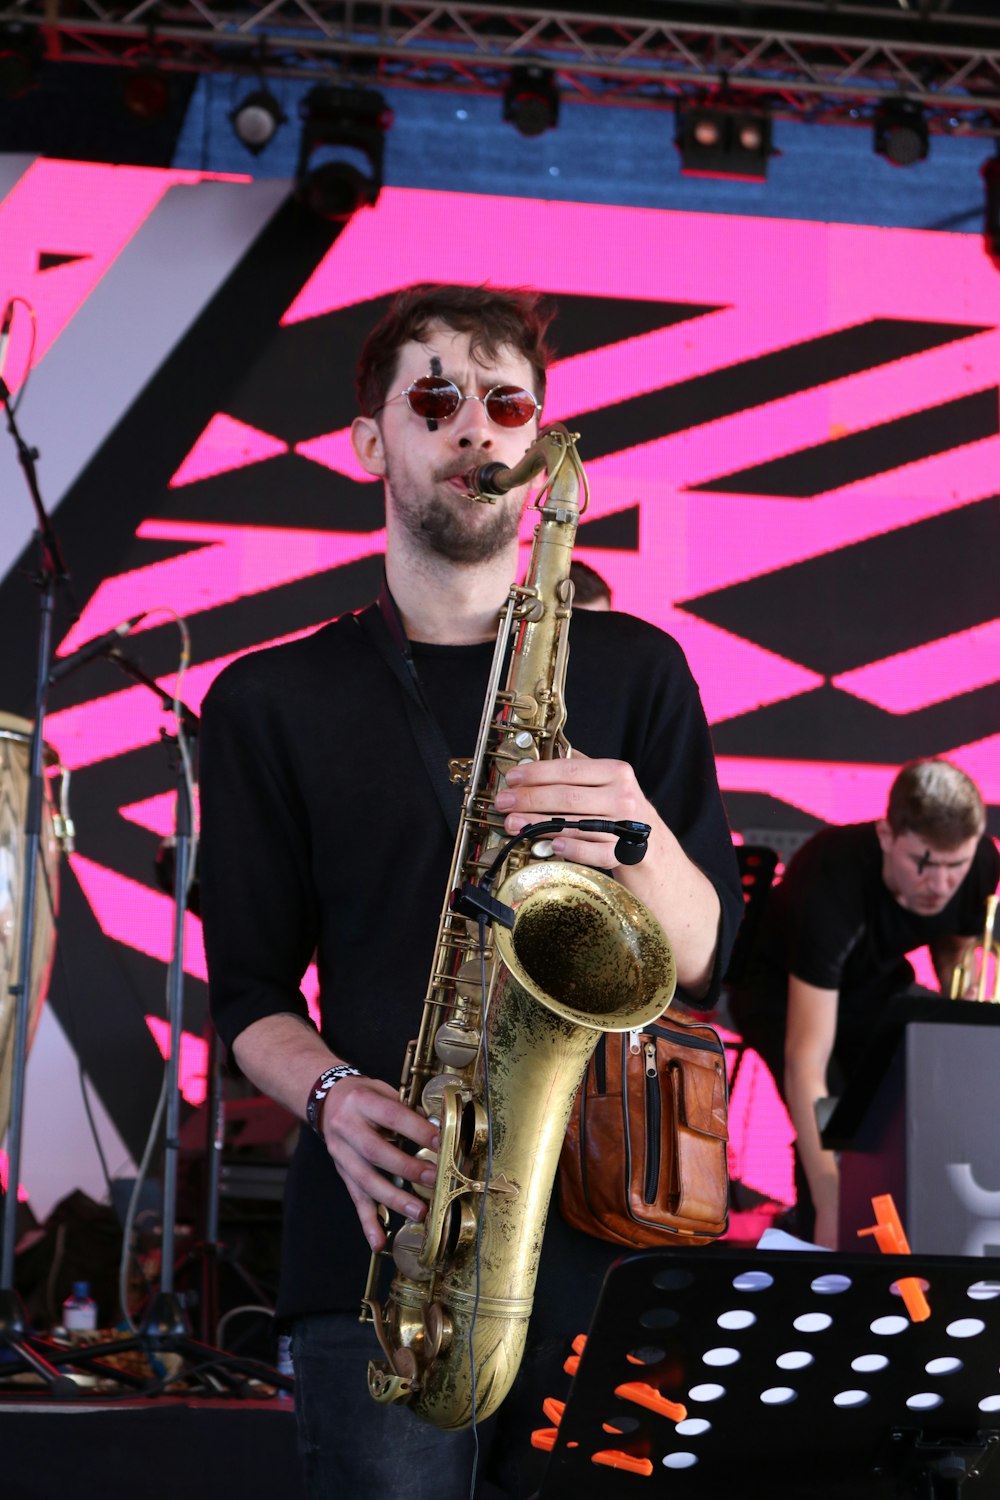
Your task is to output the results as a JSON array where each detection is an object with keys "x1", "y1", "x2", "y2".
[
  {"x1": 122, "y1": 67, "x2": 172, "y2": 122},
  {"x1": 503, "y1": 65, "x2": 560, "y2": 138},
  {"x1": 873, "y1": 99, "x2": 929, "y2": 167},
  {"x1": 230, "y1": 86, "x2": 286, "y2": 156},
  {"x1": 675, "y1": 101, "x2": 773, "y2": 180},
  {"x1": 295, "y1": 85, "x2": 392, "y2": 222}
]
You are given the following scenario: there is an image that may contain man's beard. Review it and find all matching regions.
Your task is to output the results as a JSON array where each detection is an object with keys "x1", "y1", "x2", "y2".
[{"x1": 388, "y1": 461, "x2": 522, "y2": 565}]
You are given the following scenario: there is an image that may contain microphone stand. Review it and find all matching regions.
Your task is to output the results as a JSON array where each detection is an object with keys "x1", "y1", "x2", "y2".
[{"x1": 0, "y1": 369, "x2": 83, "y2": 1395}]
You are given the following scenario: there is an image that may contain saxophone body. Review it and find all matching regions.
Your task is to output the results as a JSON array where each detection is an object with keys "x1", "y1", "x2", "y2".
[{"x1": 362, "y1": 425, "x2": 676, "y2": 1429}]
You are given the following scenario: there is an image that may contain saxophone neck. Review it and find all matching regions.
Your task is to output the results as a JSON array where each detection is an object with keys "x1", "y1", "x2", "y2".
[{"x1": 465, "y1": 424, "x2": 587, "y2": 520}]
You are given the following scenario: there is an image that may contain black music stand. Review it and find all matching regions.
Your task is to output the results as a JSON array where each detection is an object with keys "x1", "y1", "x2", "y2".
[{"x1": 537, "y1": 1247, "x2": 1000, "y2": 1499}]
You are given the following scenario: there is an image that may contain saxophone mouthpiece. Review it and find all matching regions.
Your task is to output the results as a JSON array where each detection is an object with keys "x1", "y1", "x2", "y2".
[{"x1": 464, "y1": 461, "x2": 510, "y2": 502}]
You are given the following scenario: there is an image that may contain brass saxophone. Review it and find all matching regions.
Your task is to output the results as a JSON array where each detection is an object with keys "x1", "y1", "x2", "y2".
[{"x1": 361, "y1": 424, "x2": 676, "y2": 1429}]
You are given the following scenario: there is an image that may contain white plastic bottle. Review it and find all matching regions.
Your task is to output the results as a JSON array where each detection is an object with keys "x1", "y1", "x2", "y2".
[{"x1": 61, "y1": 1281, "x2": 98, "y2": 1335}]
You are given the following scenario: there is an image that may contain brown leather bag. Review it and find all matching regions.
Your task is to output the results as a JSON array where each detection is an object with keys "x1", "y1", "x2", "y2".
[{"x1": 559, "y1": 1013, "x2": 730, "y2": 1247}]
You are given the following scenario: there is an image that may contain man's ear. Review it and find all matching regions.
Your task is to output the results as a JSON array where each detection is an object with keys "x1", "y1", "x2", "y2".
[
  {"x1": 875, "y1": 818, "x2": 894, "y2": 854},
  {"x1": 351, "y1": 414, "x2": 386, "y2": 477}
]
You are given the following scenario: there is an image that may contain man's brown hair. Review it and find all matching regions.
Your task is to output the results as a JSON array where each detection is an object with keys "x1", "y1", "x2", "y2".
[
  {"x1": 355, "y1": 282, "x2": 556, "y2": 417},
  {"x1": 886, "y1": 758, "x2": 986, "y2": 846}
]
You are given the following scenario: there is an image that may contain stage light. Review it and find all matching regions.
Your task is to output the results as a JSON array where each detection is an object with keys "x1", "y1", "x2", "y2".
[
  {"x1": 503, "y1": 65, "x2": 559, "y2": 138},
  {"x1": 675, "y1": 103, "x2": 773, "y2": 181},
  {"x1": 122, "y1": 68, "x2": 171, "y2": 122},
  {"x1": 230, "y1": 87, "x2": 286, "y2": 155},
  {"x1": 295, "y1": 85, "x2": 392, "y2": 222},
  {"x1": 873, "y1": 100, "x2": 929, "y2": 167}
]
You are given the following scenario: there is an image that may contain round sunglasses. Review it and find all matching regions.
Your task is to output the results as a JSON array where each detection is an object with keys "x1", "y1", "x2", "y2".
[{"x1": 375, "y1": 375, "x2": 541, "y2": 429}]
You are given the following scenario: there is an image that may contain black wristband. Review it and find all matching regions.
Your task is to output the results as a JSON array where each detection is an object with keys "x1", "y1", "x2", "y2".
[{"x1": 306, "y1": 1063, "x2": 361, "y2": 1137}]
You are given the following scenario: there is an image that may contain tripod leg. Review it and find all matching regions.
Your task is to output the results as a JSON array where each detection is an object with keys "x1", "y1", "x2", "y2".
[{"x1": 0, "y1": 1290, "x2": 80, "y2": 1398}]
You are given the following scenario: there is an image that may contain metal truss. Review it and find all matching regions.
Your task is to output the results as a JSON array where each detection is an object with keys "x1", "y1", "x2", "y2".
[{"x1": 3, "y1": 2, "x2": 1000, "y2": 135}]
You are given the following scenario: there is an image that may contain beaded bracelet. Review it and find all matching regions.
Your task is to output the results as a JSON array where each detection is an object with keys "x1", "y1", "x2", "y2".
[{"x1": 306, "y1": 1063, "x2": 362, "y2": 1137}]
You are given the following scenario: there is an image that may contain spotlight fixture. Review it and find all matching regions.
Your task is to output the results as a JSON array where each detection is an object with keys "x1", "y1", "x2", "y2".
[
  {"x1": 873, "y1": 99, "x2": 929, "y2": 167},
  {"x1": 122, "y1": 68, "x2": 171, "y2": 122},
  {"x1": 503, "y1": 65, "x2": 559, "y2": 138},
  {"x1": 230, "y1": 87, "x2": 286, "y2": 156},
  {"x1": 295, "y1": 85, "x2": 392, "y2": 223},
  {"x1": 675, "y1": 102, "x2": 773, "y2": 181}
]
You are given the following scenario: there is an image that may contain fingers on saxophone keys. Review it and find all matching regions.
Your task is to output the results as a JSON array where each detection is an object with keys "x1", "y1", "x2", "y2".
[{"x1": 360, "y1": 1162, "x2": 426, "y2": 1224}]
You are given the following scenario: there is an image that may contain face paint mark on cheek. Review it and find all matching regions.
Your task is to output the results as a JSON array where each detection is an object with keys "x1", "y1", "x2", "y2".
[
  {"x1": 427, "y1": 355, "x2": 441, "y2": 431},
  {"x1": 916, "y1": 849, "x2": 932, "y2": 875}
]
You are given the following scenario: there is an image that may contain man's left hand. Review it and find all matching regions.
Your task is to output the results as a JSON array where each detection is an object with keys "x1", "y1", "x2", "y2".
[{"x1": 493, "y1": 751, "x2": 653, "y2": 869}]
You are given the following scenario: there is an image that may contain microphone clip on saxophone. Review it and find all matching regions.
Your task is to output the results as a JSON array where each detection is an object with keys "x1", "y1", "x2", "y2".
[{"x1": 452, "y1": 817, "x2": 653, "y2": 930}]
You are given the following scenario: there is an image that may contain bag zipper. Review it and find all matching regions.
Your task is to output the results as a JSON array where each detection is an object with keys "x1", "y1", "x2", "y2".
[
  {"x1": 647, "y1": 1021, "x2": 721, "y2": 1054},
  {"x1": 643, "y1": 1040, "x2": 660, "y2": 1204}
]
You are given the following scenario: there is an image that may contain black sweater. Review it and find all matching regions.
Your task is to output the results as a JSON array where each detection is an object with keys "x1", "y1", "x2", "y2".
[{"x1": 199, "y1": 603, "x2": 742, "y2": 1318}]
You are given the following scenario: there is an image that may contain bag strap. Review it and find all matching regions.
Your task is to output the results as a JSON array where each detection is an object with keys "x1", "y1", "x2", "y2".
[{"x1": 355, "y1": 579, "x2": 461, "y2": 839}]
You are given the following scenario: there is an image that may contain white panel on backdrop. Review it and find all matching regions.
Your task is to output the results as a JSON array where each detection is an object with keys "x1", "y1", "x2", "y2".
[
  {"x1": 0, "y1": 164, "x2": 289, "y2": 588},
  {"x1": 7, "y1": 1002, "x2": 135, "y2": 1223}
]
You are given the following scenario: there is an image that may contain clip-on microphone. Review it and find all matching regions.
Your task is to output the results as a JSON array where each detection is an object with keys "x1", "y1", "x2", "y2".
[{"x1": 451, "y1": 818, "x2": 652, "y2": 929}]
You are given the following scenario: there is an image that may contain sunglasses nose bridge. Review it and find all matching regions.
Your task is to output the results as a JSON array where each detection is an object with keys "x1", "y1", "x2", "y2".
[{"x1": 451, "y1": 391, "x2": 495, "y2": 443}]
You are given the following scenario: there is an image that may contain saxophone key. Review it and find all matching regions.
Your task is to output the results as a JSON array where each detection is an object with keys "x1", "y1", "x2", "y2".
[
  {"x1": 433, "y1": 1019, "x2": 481, "y2": 1069},
  {"x1": 408, "y1": 1146, "x2": 439, "y2": 1202},
  {"x1": 494, "y1": 730, "x2": 539, "y2": 774},
  {"x1": 420, "y1": 1072, "x2": 454, "y2": 1119},
  {"x1": 391, "y1": 1222, "x2": 433, "y2": 1281}
]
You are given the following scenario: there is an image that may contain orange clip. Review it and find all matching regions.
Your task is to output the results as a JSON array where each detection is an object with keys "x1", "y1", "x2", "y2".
[
  {"x1": 591, "y1": 1450, "x2": 654, "y2": 1476},
  {"x1": 857, "y1": 1193, "x2": 930, "y2": 1322},
  {"x1": 531, "y1": 1427, "x2": 558, "y2": 1452},
  {"x1": 614, "y1": 1380, "x2": 688, "y2": 1423},
  {"x1": 562, "y1": 1333, "x2": 588, "y2": 1376},
  {"x1": 542, "y1": 1397, "x2": 565, "y2": 1426}
]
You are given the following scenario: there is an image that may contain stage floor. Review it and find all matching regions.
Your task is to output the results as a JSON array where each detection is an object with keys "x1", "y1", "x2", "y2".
[{"x1": 0, "y1": 1396, "x2": 303, "y2": 1500}]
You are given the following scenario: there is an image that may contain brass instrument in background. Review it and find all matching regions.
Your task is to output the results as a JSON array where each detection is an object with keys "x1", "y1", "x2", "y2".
[
  {"x1": 950, "y1": 892, "x2": 1000, "y2": 1002},
  {"x1": 361, "y1": 424, "x2": 676, "y2": 1430},
  {"x1": 0, "y1": 715, "x2": 71, "y2": 1144}
]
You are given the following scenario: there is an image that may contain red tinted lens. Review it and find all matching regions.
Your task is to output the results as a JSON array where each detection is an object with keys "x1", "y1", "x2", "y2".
[
  {"x1": 405, "y1": 377, "x2": 461, "y2": 419},
  {"x1": 484, "y1": 386, "x2": 538, "y2": 427}
]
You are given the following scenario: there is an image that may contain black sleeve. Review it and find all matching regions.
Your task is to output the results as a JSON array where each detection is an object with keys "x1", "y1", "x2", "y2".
[
  {"x1": 958, "y1": 836, "x2": 1000, "y2": 933},
  {"x1": 199, "y1": 656, "x2": 320, "y2": 1053},
  {"x1": 786, "y1": 875, "x2": 861, "y2": 991},
  {"x1": 634, "y1": 636, "x2": 743, "y2": 1005}
]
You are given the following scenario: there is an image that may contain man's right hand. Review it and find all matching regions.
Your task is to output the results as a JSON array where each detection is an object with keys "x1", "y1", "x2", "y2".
[{"x1": 321, "y1": 1075, "x2": 440, "y2": 1251}]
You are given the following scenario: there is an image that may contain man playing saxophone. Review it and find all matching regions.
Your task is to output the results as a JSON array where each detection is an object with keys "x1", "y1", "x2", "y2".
[{"x1": 199, "y1": 284, "x2": 743, "y2": 1498}]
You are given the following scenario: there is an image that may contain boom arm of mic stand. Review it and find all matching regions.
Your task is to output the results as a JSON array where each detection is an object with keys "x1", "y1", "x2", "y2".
[{"x1": 107, "y1": 649, "x2": 201, "y2": 740}]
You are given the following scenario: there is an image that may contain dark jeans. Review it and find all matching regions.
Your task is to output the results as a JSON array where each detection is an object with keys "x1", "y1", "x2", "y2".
[
  {"x1": 290, "y1": 1212, "x2": 620, "y2": 1499},
  {"x1": 292, "y1": 1312, "x2": 495, "y2": 1499}
]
